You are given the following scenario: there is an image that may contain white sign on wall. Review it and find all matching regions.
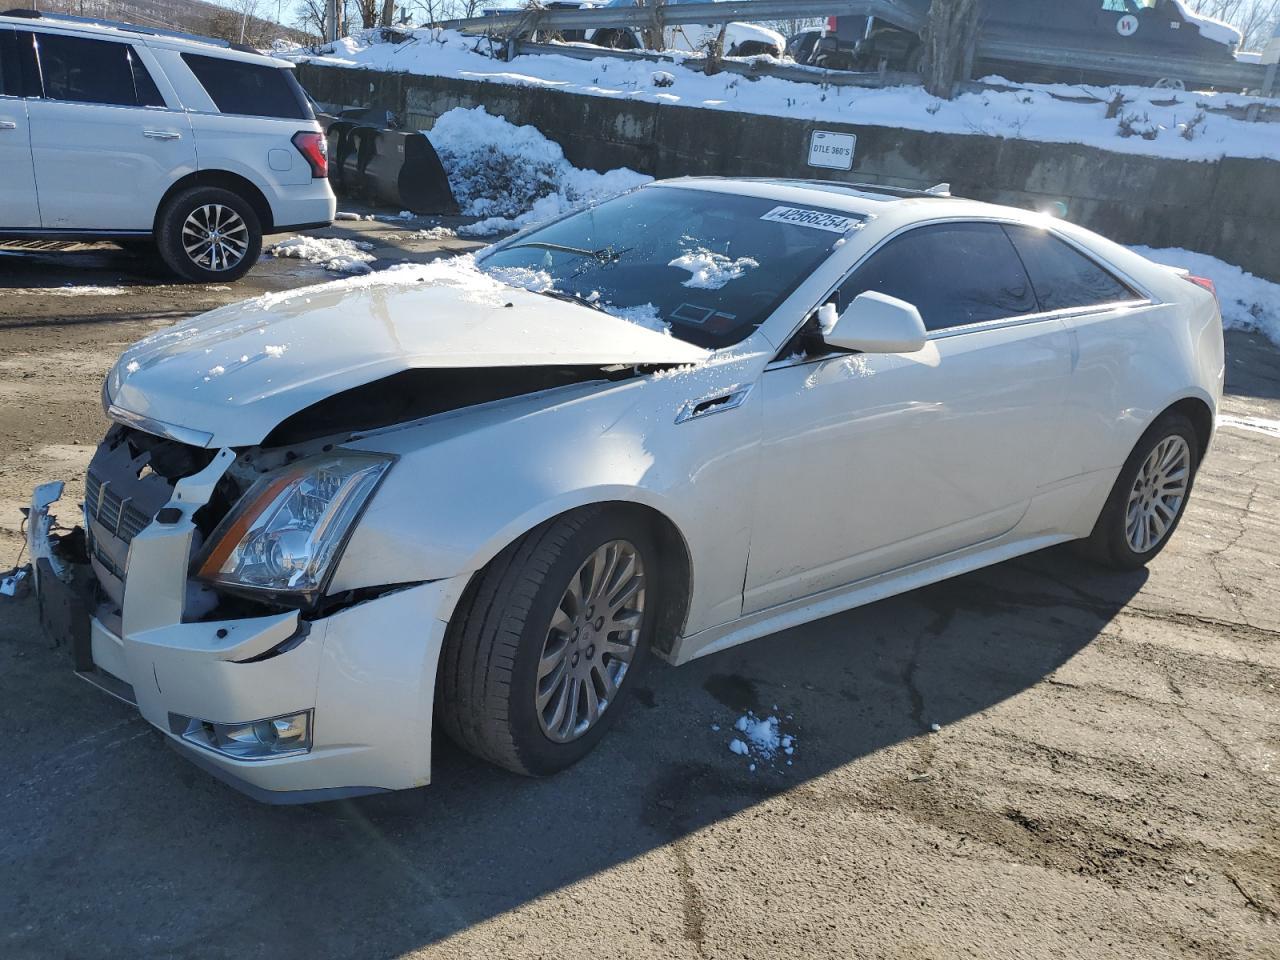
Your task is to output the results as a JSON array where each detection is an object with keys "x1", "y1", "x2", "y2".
[{"x1": 808, "y1": 130, "x2": 856, "y2": 171}]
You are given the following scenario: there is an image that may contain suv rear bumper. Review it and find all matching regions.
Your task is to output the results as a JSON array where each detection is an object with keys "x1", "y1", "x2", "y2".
[{"x1": 266, "y1": 179, "x2": 336, "y2": 233}]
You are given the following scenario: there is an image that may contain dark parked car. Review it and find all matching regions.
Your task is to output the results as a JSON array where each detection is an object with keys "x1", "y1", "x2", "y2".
[{"x1": 796, "y1": 0, "x2": 1241, "y2": 88}]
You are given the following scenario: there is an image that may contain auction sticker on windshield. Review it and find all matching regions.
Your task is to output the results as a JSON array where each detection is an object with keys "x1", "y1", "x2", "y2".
[{"x1": 760, "y1": 206, "x2": 861, "y2": 233}]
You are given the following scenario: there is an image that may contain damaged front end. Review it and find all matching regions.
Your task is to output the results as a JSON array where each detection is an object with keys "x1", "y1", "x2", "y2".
[{"x1": 26, "y1": 421, "x2": 470, "y2": 803}]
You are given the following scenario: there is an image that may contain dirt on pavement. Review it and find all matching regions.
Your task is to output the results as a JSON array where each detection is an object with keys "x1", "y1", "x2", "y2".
[{"x1": 0, "y1": 224, "x2": 1277, "y2": 960}]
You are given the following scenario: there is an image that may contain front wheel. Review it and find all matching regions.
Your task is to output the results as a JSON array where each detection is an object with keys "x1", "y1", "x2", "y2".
[
  {"x1": 436, "y1": 507, "x2": 658, "y2": 776},
  {"x1": 156, "y1": 186, "x2": 262, "y2": 283},
  {"x1": 1078, "y1": 411, "x2": 1200, "y2": 569}
]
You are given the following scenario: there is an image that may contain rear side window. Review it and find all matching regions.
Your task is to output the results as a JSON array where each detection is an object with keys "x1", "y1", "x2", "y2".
[
  {"x1": 1, "y1": 30, "x2": 42, "y2": 98},
  {"x1": 837, "y1": 222, "x2": 1038, "y2": 331},
  {"x1": 34, "y1": 33, "x2": 162, "y2": 106},
  {"x1": 1003, "y1": 225, "x2": 1138, "y2": 311},
  {"x1": 181, "y1": 53, "x2": 312, "y2": 119}
]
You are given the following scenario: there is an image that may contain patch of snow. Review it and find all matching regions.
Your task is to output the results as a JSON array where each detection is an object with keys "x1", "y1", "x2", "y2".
[
  {"x1": 427, "y1": 106, "x2": 651, "y2": 236},
  {"x1": 1167, "y1": 0, "x2": 1242, "y2": 47},
  {"x1": 289, "y1": 29, "x2": 1280, "y2": 162},
  {"x1": 728, "y1": 738, "x2": 749, "y2": 756},
  {"x1": 1218, "y1": 414, "x2": 1280, "y2": 439},
  {"x1": 34, "y1": 285, "x2": 131, "y2": 296},
  {"x1": 268, "y1": 235, "x2": 377, "y2": 274},
  {"x1": 1131, "y1": 246, "x2": 1280, "y2": 345},
  {"x1": 668, "y1": 249, "x2": 759, "y2": 289},
  {"x1": 417, "y1": 226, "x2": 458, "y2": 240},
  {"x1": 264, "y1": 344, "x2": 287, "y2": 358}
]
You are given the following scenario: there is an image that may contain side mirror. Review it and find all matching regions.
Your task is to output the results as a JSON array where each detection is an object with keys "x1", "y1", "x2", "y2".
[{"x1": 821, "y1": 292, "x2": 928, "y2": 354}]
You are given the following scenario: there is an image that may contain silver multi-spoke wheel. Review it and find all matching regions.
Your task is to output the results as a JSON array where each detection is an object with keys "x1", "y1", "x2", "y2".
[
  {"x1": 536, "y1": 539, "x2": 646, "y2": 743},
  {"x1": 181, "y1": 204, "x2": 249, "y2": 273},
  {"x1": 1125, "y1": 435, "x2": 1191, "y2": 553}
]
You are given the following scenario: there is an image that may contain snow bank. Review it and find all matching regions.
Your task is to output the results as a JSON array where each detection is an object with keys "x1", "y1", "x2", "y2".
[
  {"x1": 1168, "y1": 0, "x2": 1242, "y2": 48},
  {"x1": 426, "y1": 106, "x2": 651, "y2": 236},
  {"x1": 1131, "y1": 245, "x2": 1280, "y2": 345},
  {"x1": 291, "y1": 29, "x2": 1280, "y2": 163},
  {"x1": 268, "y1": 236, "x2": 376, "y2": 274}
]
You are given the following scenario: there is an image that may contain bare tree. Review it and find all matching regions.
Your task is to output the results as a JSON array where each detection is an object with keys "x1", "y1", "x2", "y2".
[{"x1": 919, "y1": 0, "x2": 980, "y2": 99}]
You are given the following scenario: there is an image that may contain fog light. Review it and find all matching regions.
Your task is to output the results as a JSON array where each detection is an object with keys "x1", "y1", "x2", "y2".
[{"x1": 180, "y1": 710, "x2": 312, "y2": 760}]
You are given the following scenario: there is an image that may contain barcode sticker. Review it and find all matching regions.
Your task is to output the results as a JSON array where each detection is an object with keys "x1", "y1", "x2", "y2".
[{"x1": 760, "y1": 206, "x2": 860, "y2": 233}]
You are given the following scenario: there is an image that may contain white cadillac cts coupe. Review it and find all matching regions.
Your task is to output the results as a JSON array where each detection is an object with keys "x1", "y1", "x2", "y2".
[{"x1": 27, "y1": 179, "x2": 1224, "y2": 802}]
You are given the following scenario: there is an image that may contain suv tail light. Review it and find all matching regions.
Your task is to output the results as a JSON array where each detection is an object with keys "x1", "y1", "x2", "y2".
[
  {"x1": 827, "y1": 16, "x2": 837, "y2": 32},
  {"x1": 292, "y1": 131, "x2": 327, "y2": 179},
  {"x1": 1183, "y1": 273, "x2": 1218, "y2": 303}
]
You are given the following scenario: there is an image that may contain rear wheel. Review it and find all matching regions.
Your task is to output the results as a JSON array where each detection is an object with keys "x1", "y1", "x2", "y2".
[
  {"x1": 156, "y1": 186, "x2": 261, "y2": 283},
  {"x1": 1077, "y1": 412, "x2": 1199, "y2": 569},
  {"x1": 436, "y1": 507, "x2": 658, "y2": 776}
]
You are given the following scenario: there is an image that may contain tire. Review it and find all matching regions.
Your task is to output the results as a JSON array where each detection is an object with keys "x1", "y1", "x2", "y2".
[
  {"x1": 1077, "y1": 411, "x2": 1200, "y2": 569},
  {"x1": 155, "y1": 186, "x2": 262, "y2": 283},
  {"x1": 436, "y1": 506, "x2": 660, "y2": 777}
]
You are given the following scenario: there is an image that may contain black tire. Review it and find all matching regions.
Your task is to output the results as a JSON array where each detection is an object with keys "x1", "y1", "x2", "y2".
[
  {"x1": 436, "y1": 506, "x2": 660, "y2": 777},
  {"x1": 155, "y1": 186, "x2": 262, "y2": 283},
  {"x1": 1077, "y1": 411, "x2": 1200, "y2": 569}
]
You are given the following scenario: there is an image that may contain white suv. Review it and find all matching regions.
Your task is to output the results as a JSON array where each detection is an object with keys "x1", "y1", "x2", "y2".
[{"x1": 0, "y1": 10, "x2": 335, "y2": 282}]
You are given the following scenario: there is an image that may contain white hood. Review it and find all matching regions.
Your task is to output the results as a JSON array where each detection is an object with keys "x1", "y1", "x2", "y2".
[{"x1": 106, "y1": 274, "x2": 708, "y2": 448}]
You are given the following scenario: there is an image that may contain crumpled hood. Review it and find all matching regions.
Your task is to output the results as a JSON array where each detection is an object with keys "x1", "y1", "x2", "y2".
[{"x1": 105, "y1": 275, "x2": 708, "y2": 447}]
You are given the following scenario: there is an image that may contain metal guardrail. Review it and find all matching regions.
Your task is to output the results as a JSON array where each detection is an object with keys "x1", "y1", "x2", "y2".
[
  {"x1": 509, "y1": 38, "x2": 918, "y2": 87},
  {"x1": 441, "y1": 0, "x2": 1272, "y2": 94}
]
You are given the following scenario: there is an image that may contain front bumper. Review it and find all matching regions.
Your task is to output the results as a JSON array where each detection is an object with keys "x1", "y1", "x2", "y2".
[{"x1": 28, "y1": 474, "x2": 466, "y2": 804}]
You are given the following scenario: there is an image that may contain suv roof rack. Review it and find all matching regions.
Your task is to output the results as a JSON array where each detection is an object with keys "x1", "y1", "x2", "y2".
[{"x1": 0, "y1": 9, "x2": 261, "y2": 54}]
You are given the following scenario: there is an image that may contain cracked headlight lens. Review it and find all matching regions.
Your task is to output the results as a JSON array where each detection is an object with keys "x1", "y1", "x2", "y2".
[{"x1": 197, "y1": 452, "x2": 392, "y2": 602}]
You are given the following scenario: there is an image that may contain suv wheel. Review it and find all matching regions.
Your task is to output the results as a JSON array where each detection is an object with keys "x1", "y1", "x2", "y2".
[
  {"x1": 156, "y1": 186, "x2": 262, "y2": 283},
  {"x1": 436, "y1": 507, "x2": 658, "y2": 777},
  {"x1": 1078, "y1": 411, "x2": 1200, "y2": 569}
]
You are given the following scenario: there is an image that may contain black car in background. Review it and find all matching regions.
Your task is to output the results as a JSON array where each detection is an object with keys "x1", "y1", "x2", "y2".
[{"x1": 793, "y1": 0, "x2": 1242, "y2": 88}]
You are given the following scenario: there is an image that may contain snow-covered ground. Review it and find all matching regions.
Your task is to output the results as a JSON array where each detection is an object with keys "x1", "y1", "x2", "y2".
[
  {"x1": 1135, "y1": 246, "x2": 1280, "y2": 344},
  {"x1": 290, "y1": 29, "x2": 1280, "y2": 162},
  {"x1": 724, "y1": 711, "x2": 797, "y2": 773},
  {"x1": 428, "y1": 106, "x2": 650, "y2": 236}
]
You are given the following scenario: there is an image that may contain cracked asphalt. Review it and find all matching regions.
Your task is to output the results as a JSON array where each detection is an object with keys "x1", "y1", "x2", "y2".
[{"x1": 0, "y1": 227, "x2": 1277, "y2": 960}]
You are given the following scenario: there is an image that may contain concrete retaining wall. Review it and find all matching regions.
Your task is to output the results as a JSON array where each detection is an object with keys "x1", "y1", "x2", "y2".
[{"x1": 298, "y1": 63, "x2": 1280, "y2": 281}]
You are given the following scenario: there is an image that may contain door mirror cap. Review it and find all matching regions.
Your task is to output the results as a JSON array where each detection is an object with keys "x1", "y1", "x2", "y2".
[{"x1": 823, "y1": 291, "x2": 928, "y2": 354}]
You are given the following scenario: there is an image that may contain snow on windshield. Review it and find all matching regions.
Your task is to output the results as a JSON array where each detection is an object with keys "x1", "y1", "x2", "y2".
[
  {"x1": 668, "y1": 249, "x2": 760, "y2": 290},
  {"x1": 427, "y1": 106, "x2": 651, "y2": 236}
]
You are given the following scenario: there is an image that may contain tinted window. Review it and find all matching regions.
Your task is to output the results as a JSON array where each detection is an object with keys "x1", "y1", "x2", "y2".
[
  {"x1": 130, "y1": 51, "x2": 165, "y2": 107},
  {"x1": 836, "y1": 222, "x2": 1037, "y2": 331},
  {"x1": 478, "y1": 188, "x2": 855, "y2": 349},
  {"x1": 1003, "y1": 225, "x2": 1137, "y2": 311},
  {"x1": 181, "y1": 54, "x2": 311, "y2": 119},
  {"x1": 34, "y1": 34, "x2": 156, "y2": 106}
]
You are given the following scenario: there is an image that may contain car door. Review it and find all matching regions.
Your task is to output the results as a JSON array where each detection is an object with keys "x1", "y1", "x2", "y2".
[
  {"x1": 742, "y1": 221, "x2": 1076, "y2": 615},
  {"x1": 25, "y1": 30, "x2": 194, "y2": 231},
  {"x1": 0, "y1": 27, "x2": 40, "y2": 228}
]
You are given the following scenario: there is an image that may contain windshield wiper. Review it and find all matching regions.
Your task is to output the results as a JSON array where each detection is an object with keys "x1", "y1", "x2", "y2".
[
  {"x1": 535, "y1": 288, "x2": 611, "y2": 313},
  {"x1": 506, "y1": 241, "x2": 627, "y2": 264}
]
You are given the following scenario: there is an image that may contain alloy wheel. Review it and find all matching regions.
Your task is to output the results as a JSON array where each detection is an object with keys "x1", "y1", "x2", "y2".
[
  {"x1": 536, "y1": 539, "x2": 646, "y2": 743},
  {"x1": 181, "y1": 204, "x2": 249, "y2": 273},
  {"x1": 1125, "y1": 435, "x2": 1191, "y2": 553}
]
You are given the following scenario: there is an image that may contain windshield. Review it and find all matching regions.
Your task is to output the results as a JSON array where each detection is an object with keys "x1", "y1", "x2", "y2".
[{"x1": 476, "y1": 186, "x2": 861, "y2": 349}]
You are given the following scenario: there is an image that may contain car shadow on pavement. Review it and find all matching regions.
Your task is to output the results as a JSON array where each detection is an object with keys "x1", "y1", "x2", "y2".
[{"x1": 0, "y1": 545, "x2": 1146, "y2": 958}]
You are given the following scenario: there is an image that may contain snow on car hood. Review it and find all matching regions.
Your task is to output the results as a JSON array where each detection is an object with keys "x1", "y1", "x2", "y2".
[{"x1": 105, "y1": 262, "x2": 708, "y2": 447}]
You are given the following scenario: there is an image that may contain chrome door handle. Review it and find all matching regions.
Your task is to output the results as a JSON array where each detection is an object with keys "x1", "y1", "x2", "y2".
[
  {"x1": 143, "y1": 129, "x2": 181, "y2": 140},
  {"x1": 0, "y1": 120, "x2": 17, "y2": 130}
]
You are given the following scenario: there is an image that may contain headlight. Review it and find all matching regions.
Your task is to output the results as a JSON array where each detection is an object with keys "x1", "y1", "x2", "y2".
[{"x1": 196, "y1": 452, "x2": 392, "y2": 603}]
